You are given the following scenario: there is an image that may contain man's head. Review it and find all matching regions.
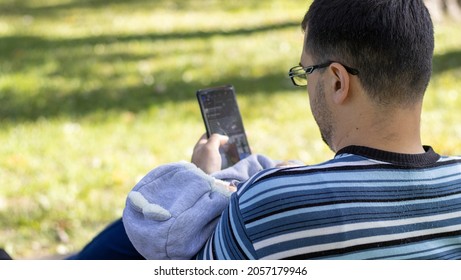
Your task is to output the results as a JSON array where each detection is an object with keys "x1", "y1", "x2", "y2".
[
  {"x1": 302, "y1": 0, "x2": 434, "y2": 106},
  {"x1": 295, "y1": 0, "x2": 434, "y2": 152}
]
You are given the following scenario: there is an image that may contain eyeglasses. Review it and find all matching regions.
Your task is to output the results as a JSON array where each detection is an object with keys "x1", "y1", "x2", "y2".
[{"x1": 288, "y1": 61, "x2": 359, "y2": 87}]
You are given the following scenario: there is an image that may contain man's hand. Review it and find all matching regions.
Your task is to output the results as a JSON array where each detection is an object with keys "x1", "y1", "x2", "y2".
[{"x1": 191, "y1": 133, "x2": 229, "y2": 174}]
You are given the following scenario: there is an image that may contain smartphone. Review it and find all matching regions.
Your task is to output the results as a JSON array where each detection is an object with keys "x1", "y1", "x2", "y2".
[{"x1": 197, "y1": 85, "x2": 251, "y2": 169}]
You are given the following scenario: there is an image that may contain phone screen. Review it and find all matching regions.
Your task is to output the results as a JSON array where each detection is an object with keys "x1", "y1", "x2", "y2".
[{"x1": 197, "y1": 85, "x2": 251, "y2": 168}]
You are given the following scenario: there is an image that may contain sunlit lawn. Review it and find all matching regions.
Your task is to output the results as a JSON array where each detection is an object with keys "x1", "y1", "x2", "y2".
[{"x1": 0, "y1": 0, "x2": 460, "y2": 259}]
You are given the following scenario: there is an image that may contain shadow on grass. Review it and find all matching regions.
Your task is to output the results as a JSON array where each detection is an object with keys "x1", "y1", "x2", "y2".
[
  {"x1": 0, "y1": 21, "x2": 300, "y2": 53},
  {"x1": 0, "y1": 0, "x2": 152, "y2": 14},
  {"x1": 0, "y1": 0, "x2": 305, "y2": 123},
  {"x1": 2, "y1": 34, "x2": 460, "y2": 123},
  {"x1": 0, "y1": 22, "x2": 300, "y2": 122},
  {"x1": 0, "y1": 72, "x2": 294, "y2": 122},
  {"x1": 0, "y1": 0, "x2": 304, "y2": 123},
  {"x1": 432, "y1": 49, "x2": 461, "y2": 74},
  {"x1": 0, "y1": 0, "x2": 294, "y2": 17}
]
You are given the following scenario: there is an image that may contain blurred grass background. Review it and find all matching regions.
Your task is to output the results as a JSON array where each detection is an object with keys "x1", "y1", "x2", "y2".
[{"x1": 0, "y1": 0, "x2": 459, "y2": 259}]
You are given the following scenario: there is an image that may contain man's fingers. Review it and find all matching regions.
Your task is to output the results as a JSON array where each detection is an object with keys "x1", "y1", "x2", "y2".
[
  {"x1": 191, "y1": 133, "x2": 229, "y2": 174},
  {"x1": 207, "y1": 133, "x2": 229, "y2": 148},
  {"x1": 195, "y1": 133, "x2": 208, "y2": 146}
]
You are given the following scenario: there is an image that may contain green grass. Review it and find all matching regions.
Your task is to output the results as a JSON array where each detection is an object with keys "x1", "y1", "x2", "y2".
[{"x1": 0, "y1": 0, "x2": 460, "y2": 259}]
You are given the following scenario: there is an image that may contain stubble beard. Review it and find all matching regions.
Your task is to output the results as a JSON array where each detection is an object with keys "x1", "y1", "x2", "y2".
[{"x1": 312, "y1": 81, "x2": 335, "y2": 152}]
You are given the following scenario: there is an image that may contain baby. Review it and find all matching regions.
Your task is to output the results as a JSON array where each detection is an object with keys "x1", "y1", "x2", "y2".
[{"x1": 122, "y1": 154, "x2": 302, "y2": 259}]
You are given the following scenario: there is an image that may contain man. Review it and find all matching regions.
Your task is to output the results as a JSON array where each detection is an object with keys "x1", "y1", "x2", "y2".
[
  {"x1": 83, "y1": 0, "x2": 461, "y2": 260},
  {"x1": 189, "y1": 0, "x2": 461, "y2": 259}
]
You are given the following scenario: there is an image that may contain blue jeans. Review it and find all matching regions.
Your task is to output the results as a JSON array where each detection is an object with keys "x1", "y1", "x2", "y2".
[
  {"x1": 67, "y1": 218, "x2": 144, "y2": 260},
  {"x1": 0, "y1": 248, "x2": 12, "y2": 260}
]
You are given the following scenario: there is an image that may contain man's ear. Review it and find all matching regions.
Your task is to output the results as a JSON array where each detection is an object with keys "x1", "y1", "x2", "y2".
[{"x1": 328, "y1": 62, "x2": 350, "y2": 105}]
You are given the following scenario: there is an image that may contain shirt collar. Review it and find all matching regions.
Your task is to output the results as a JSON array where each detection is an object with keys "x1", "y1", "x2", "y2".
[{"x1": 335, "y1": 145, "x2": 441, "y2": 168}]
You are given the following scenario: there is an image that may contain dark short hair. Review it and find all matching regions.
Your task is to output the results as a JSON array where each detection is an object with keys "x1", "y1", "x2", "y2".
[{"x1": 302, "y1": 0, "x2": 434, "y2": 106}]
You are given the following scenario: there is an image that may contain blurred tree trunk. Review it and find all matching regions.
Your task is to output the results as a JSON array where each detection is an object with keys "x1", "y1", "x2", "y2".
[{"x1": 425, "y1": 0, "x2": 461, "y2": 22}]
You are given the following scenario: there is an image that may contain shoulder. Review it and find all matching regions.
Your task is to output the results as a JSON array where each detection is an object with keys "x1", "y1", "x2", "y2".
[
  {"x1": 235, "y1": 153, "x2": 377, "y2": 198},
  {"x1": 230, "y1": 154, "x2": 381, "y2": 222},
  {"x1": 436, "y1": 155, "x2": 461, "y2": 171},
  {"x1": 438, "y1": 154, "x2": 461, "y2": 162}
]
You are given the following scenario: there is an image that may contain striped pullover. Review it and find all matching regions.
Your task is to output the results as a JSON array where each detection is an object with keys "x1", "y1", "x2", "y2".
[{"x1": 196, "y1": 145, "x2": 461, "y2": 259}]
